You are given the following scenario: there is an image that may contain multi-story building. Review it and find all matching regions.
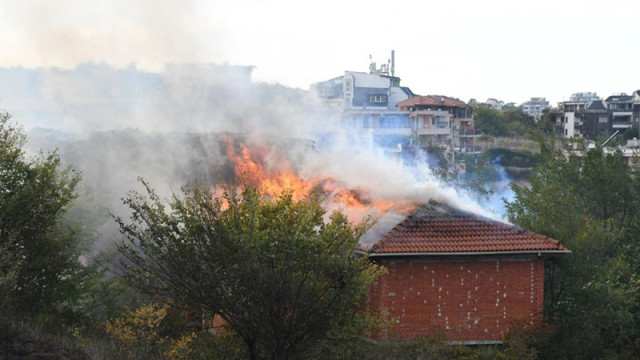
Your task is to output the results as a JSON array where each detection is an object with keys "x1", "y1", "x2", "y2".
[
  {"x1": 606, "y1": 93, "x2": 636, "y2": 130},
  {"x1": 548, "y1": 96, "x2": 609, "y2": 139},
  {"x1": 485, "y1": 98, "x2": 504, "y2": 111},
  {"x1": 311, "y1": 53, "x2": 415, "y2": 140},
  {"x1": 521, "y1": 97, "x2": 550, "y2": 122},
  {"x1": 570, "y1": 92, "x2": 600, "y2": 102},
  {"x1": 312, "y1": 53, "x2": 478, "y2": 156},
  {"x1": 549, "y1": 91, "x2": 640, "y2": 139},
  {"x1": 397, "y1": 95, "x2": 480, "y2": 153},
  {"x1": 312, "y1": 70, "x2": 414, "y2": 111}
]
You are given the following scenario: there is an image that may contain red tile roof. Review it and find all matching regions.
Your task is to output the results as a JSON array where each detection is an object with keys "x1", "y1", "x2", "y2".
[
  {"x1": 398, "y1": 95, "x2": 468, "y2": 109},
  {"x1": 370, "y1": 202, "x2": 569, "y2": 255}
]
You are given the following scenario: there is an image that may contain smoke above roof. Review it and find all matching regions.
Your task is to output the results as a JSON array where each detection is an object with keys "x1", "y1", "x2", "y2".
[{"x1": 7, "y1": 63, "x2": 505, "y2": 251}]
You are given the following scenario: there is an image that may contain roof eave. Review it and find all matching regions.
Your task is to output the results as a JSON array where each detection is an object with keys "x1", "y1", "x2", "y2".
[{"x1": 368, "y1": 249, "x2": 571, "y2": 257}]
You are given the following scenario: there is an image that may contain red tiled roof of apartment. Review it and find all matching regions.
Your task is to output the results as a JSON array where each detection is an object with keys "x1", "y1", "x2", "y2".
[
  {"x1": 398, "y1": 95, "x2": 468, "y2": 109},
  {"x1": 370, "y1": 202, "x2": 569, "y2": 255}
]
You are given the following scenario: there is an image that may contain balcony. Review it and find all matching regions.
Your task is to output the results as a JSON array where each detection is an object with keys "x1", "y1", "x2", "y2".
[
  {"x1": 458, "y1": 130, "x2": 480, "y2": 137},
  {"x1": 417, "y1": 127, "x2": 449, "y2": 136},
  {"x1": 457, "y1": 146, "x2": 482, "y2": 154},
  {"x1": 367, "y1": 128, "x2": 413, "y2": 136},
  {"x1": 612, "y1": 114, "x2": 633, "y2": 129}
]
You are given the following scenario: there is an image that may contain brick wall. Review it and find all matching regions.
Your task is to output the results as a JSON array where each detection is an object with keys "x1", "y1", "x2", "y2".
[{"x1": 367, "y1": 256, "x2": 544, "y2": 342}]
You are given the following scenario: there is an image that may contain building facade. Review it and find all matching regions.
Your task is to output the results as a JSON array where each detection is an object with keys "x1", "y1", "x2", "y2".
[
  {"x1": 312, "y1": 65, "x2": 415, "y2": 141},
  {"x1": 311, "y1": 56, "x2": 478, "y2": 156},
  {"x1": 549, "y1": 98, "x2": 609, "y2": 138},
  {"x1": 363, "y1": 202, "x2": 569, "y2": 343},
  {"x1": 397, "y1": 95, "x2": 480, "y2": 154},
  {"x1": 549, "y1": 91, "x2": 640, "y2": 139},
  {"x1": 521, "y1": 97, "x2": 550, "y2": 122}
]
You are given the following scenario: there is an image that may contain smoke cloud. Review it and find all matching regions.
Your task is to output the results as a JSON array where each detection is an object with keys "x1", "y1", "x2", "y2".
[
  {"x1": 5, "y1": 63, "x2": 506, "y2": 252},
  {"x1": 0, "y1": 0, "x2": 225, "y2": 72}
]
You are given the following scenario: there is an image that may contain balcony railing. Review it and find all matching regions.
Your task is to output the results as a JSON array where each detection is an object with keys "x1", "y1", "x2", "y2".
[
  {"x1": 458, "y1": 146, "x2": 482, "y2": 153},
  {"x1": 417, "y1": 127, "x2": 449, "y2": 136},
  {"x1": 458, "y1": 130, "x2": 479, "y2": 136}
]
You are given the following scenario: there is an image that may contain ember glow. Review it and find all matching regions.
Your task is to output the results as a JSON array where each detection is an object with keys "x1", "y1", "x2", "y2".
[{"x1": 222, "y1": 135, "x2": 416, "y2": 223}]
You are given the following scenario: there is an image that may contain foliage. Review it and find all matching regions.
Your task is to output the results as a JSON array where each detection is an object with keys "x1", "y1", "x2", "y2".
[
  {"x1": 105, "y1": 302, "x2": 196, "y2": 360},
  {"x1": 458, "y1": 153, "x2": 496, "y2": 200},
  {"x1": 472, "y1": 105, "x2": 537, "y2": 138},
  {"x1": 486, "y1": 148, "x2": 539, "y2": 168},
  {"x1": 307, "y1": 330, "x2": 539, "y2": 360},
  {"x1": 115, "y1": 181, "x2": 384, "y2": 359},
  {"x1": 506, "y1": 135, "x2": 640, "y2": 358},
  {"x1": 0, "y1": 315, "x2": 90, "y2": 360},
  {"x1": 0, "y1": 112, "x2": 90, "y2": 318},
  {"x1": 473, "y1": 105, "x2": 509, "y2": 136},
  {"x1": 622, "y1": 124, "x2": 640, "y2": 142},
  {"x1": 503, "y1": 109, "x2": 537, "y2": 136}
]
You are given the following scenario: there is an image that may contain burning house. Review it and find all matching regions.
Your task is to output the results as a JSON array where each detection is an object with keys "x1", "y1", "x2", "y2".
[
  {"x1": 362, "y1": 202, "x2": 569, "y2": 343},
  {"x1": 215, "y1": 133, "x2": 566, "y2": 345}
]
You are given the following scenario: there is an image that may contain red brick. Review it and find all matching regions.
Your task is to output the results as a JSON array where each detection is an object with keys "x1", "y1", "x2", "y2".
[{"x1": 367, "y1": 258, "x2": 545, "y2": 342}]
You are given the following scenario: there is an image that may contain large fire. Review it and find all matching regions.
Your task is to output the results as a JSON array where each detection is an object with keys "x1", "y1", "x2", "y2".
[{"x1": 222, "y1": 136, "x2": 415, "y2": 223}]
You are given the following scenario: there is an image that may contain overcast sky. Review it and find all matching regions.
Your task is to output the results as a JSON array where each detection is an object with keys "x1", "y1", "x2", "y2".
[{"x1": 1, "y1": 0, "x2": 638, "y2": 105}]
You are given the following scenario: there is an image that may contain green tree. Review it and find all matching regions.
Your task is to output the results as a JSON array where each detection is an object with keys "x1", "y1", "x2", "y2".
[
  {"x1": 503, "y1": 109, "x2": 536, "y2": 136},
  {"x1": 115, "y1": 181, "x2": 383, "y2": 360},
  {"x1": 473, "y1": 104, "x2": 508, "y2": 136},
  {"x1": 0, "y1": 112, "x2": 87, "y2": 317},
  {"x1": 473, "y1": 105, "x2": 538, "y2": 138},
  {"x1": 505, "y1": 136, "x2": 640, "y2": 358}
]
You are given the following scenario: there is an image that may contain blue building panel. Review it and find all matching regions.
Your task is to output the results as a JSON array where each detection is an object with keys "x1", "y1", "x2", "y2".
[
  {"x1": 344, "y1": 113, "x2": 411, "y2": 129},
  {"x1": 352, "y1": 87, "x2": 389, "y2": 108}
]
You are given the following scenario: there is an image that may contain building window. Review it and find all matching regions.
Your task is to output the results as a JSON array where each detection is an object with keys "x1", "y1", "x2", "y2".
[
  {"x1": 369, "y1": 94, "x2": 387, "y2": 103},
  {"x1": 344, "y1": 79, "x2": 352, "y2": 93},
  {"x1": 380, "y1": 116, "x2": 410, "y2": 128},
  {"x1": 599, "y1": 116, "x2": 608, "y2": 124}
]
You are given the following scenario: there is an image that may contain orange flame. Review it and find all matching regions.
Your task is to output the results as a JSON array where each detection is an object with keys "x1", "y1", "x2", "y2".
[
  {"x1": 221, "y1": 136, "x2": 416, "y2": 223},
  {"x1": 224, "y1": 136, "x2": 322, "y2": 201}
]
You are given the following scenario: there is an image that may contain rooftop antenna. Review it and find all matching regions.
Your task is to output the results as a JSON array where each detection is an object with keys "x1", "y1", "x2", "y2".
[{"x1": 391, "y1": 50, "x2": 395, "y2": 76}]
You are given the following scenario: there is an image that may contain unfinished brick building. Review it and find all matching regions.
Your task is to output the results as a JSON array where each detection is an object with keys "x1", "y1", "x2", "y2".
[{"x1": 364, "y1": 202, "x2": 569, "y2": 344}]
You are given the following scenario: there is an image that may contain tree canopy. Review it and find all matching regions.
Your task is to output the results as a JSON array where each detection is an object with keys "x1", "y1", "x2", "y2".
[
  {"x1": 473, "y1": 104, "x2": 536, "y2": 137},
  {"x1": 0, "y1": 112, "x2": 88, "y2": 316},
  {"x1": 115, "y1": 181, "x2": 384, "y2": 360},
  {"x1": 506, "y1": 137, "x2": 640, "y2": 358}
]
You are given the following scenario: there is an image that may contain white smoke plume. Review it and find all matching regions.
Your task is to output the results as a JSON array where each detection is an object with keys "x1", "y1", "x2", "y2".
[{"x1": 4, "y1": 63, "x2": 505, "y2": 251}]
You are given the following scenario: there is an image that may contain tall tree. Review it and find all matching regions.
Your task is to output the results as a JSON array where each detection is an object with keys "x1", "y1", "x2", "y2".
[
  {"x1": 473, "y1": 104, "x2": 508, "y2": 136},
  {"x1": 506, "y1": 136, "x2": 640, "y2": 358},
  {"x1": 115, "y1": 182, "x2": 383, "y2": 360},
  {"x1": 0, "y1": 112, "x2": 86, "y2": 316}
]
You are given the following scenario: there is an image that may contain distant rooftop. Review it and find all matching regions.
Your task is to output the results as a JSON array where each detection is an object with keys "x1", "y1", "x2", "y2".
[{"x1": 398, "y1": 95, "x2": 467, "y2": 109}]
